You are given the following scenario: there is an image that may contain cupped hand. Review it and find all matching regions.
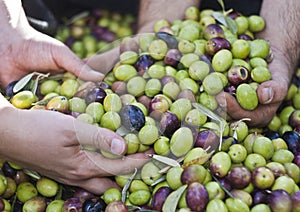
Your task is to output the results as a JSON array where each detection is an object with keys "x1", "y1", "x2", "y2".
[
  {"x1": 0, "y1": 107, "x2": 151, "y2": 194},
  {"x1": 216, "y1": 48, "x2": 292, "y2": 127},
  {"x1": 0, "y1": 9, "x2": 104, "y2": 88}
]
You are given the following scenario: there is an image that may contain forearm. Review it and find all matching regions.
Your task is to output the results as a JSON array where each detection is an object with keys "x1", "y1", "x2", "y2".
[
  {"x1": 258, "y1": 0, "x2": 300, "y2": 78},
  {"x1": 138, "y1": 0, "x2": 200, "y2": 33}
]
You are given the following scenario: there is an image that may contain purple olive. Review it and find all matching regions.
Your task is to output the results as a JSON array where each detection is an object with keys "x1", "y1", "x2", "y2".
[
  {"x1": 1, "y1": 161, "x2": 17, "y2": 178},
  {"x1": 85, "y1": 87, "x2": 107, "y2": 105},
  {"x1": 288, "y1": 110, "x2": 300, "y2": 128},
  {"x1": 268, "y1": 190, "x2": 292, "y2": 212},
  {"x1": 226, "y1": 166, "x2": 251, "y2": 189},
  {"x1": 186, "y1": 182, "x2": 209, "y2": 212},
  {"x1": 293, "y1": 152, "x2": 300, "y2": 168},
  {"x1": 164, "y1": 49, "x2": 182, "y2": 67},
  {"x1": 159, "y1": 111, "x2": 180, "y2": 138},
  {"x1": 194, "y1": 130, "x2": 220, "y2": 153},
  {"x1": 63, "y1": 197, "x2": 84, "y2": 212},
  {"x1": 82, "y1": 198, "x2": 106, "y2": 212},
  {"x1": 282, "y1": 131, "x2": 300, "y2": 154},
  {"x1": 203, "y1": 24, "x2": 224, "y2": 40},
  {"x1": 251, "y1": 189, "x2": 269, "y2": 205},
  {"x1": 156, "y1": 31, "x2": 178, "y2": 49},
  {"x1": 5, "y1": 80, "x2": 19, "y2": 98},
  {"x1": 149, "y1": 95, "x2": 170, "y2": 120},
  {"x1": 205, "y1": 37, "x2": 231, "y2": 55},
  {"x1": 291, "y1": 191, "x2": 300, "y2": 210},
  {"x1": 151, "y1": 186, "x2": 172, "y2": 211},
  {"x1": 227, "y1": 65, "x2": 250, "y2": 86},
  {"x1": 120, "y1": 105, "x2": 145, "y2": 132},
  {"x1": 238, "y1": 34, "x2": 253, "y2": 41},
  {"x1": 134, "y1": 54, "x2": 155, "y2": 76}
]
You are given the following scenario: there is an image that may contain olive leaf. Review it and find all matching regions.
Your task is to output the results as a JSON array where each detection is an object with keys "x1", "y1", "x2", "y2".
[
  {"x1": 121, "y1": 168, "x2": 137, "y2": 203},
  {"x1": 162, "y1": 184, "x2": 188, "y2": 212},
  {"x1": 192, "y1": 103, "x2": 225, "y2": 151},
  {"x1": 217, "y1": 0, "x2": 225, "y2": 12},
  {"x1": 181, "y1": 150, "x2": 215, "y2": 168},
  {"x1": 225, "y1": 16, "x2": 237, "y2": 34},
  {"x1": 151, "y1": 175, "x2": 166, "y2": 187},
  {"x1": 13, "y1": 73, "x2": 35, "y2": 93},
  {"x1": 212, "y1": 11, "x2": 227, "y2": 27},
  {"x1": 148, "y1": 154, "x2": 180, "y2": 167},
  {"x1": 209, "y1": 170, "x2": 234, "y2": 198}
]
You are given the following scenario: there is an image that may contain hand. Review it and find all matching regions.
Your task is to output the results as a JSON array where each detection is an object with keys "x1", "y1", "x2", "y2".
[
  {"x1": 0, "y1": 1, "x2": 104, "y2": 88},
  {"x1": 0, "y1": 106, "x2": 151, "y2": 194},
  {"x1": 216, "y1": 47, "x2": 291, "y2": 127}
]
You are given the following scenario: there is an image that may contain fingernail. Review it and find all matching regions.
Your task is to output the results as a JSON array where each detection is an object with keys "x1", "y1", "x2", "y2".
[
  {"x1": 91, "y1": 70, "x2": 104, "y2": 78},
  {"x1": 111, "y1": 138, "x2": 125, "y2": 155},
  {"x1": 261, "y1": 87, "x2": 274, "y2": 103}
]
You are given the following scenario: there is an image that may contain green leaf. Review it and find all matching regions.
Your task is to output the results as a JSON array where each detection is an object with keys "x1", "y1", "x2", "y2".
[
  {"x1": 217, "y1": 0, "x2": 225, "y2": 12},
  {"x1": 148, "y1": 154, "x2": 180, "y2": 167},
  {"x1": 121, "y1": 168, "x2": 137, "y2": 203},
  {"x1": 162, "y1": 184, "x2": 188, "y2": 212},
  {"x1": 212, "y1": 11, "x2": 228, "y2": 27},
  {"x1": 13, "y1": 73, "x2": 35, "y2": 93},
  {"x1": 192, "y1": 103, "x2": 226, "y2": 151},
  {"x1": 225, "y1": 16, "x2": 237, "y2": 34}
]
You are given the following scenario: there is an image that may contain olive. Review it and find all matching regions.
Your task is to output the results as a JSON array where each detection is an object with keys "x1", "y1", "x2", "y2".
[
  {"x1": 227, "y1": 65, "x2": 250, "y2": 86},
  {"x1": 85, "y1": 87, "x2": 107, "y2": 105},
  {"x1": 82, "y1": 198, "x2": 106, "y2": 212},
  {"x1": 156, "y1": 31, "x2": 178, "y2": 49},
  {"x1": 134, "y1": 54, "x2": 155, "y2": 76},
  {"x1": 205, "y1": 37, "x2": 231, "y2": 55},
  {"x1": 119, "y1": 105, "x2": 145, "y2": 132},
  {"x1": 46, "y1": 96, "x2": 69, "y2": 113},
  {"x1": 159, "y1": 111, "x2": 180, "y2": 138}
]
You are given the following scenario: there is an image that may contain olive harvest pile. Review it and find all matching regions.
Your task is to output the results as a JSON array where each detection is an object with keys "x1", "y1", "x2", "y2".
[{"x1": 1, "y1": 4, "x2": 300, "y2": 212}]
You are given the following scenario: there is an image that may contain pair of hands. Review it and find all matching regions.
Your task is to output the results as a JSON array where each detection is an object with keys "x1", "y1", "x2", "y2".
[{"x1": 0, "y1": 7, "x2": 290, "y2": 195}]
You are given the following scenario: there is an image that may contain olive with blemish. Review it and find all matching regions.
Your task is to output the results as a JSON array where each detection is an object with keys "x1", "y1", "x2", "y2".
[
  {"x1": 203, "y1": 24, "x2": 224, "y2": 40},
  {"x1": 156, "y1": 31, "x2": 178, "y2": 49},
  {"x1": 205, "y1": 37, "x2": 231, "y2": 55},
  {"x1": 227, "y1": 65, "x2": 250, "y2": 86},
  {"x1": 46, "y1": 96, "x2": 69, "y2": 113},
  {"x1": 119, "y1": 105, "x2": 145, "y2": 132}
]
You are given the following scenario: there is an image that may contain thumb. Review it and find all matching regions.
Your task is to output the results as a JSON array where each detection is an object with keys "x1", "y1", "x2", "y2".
[
  {"x1": 52, "y1": 45, "x2": 105, "y2": 82},
  {"x1": 74, "y1": 120, "x2": 127, "y2": 156}
]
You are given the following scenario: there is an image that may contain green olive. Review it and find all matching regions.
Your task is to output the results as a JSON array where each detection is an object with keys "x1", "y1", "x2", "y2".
[
  {"x1": 212, "y1": 49, "x2": 233, "y2": 72},
  {"x1": 236, "y1": 83, "x2": 258, "y2": 110}
]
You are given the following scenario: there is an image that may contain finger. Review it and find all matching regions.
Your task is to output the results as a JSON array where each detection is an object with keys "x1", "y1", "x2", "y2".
[
  {"x1": 51, "y1": 43, "x2": 105, "y2": 82},
  {"x1": 74, "y1": 177, "x2": 120, "y2": 195},
  {"x1": 85, "y1": 47, "x2": 120, "y2": 75},
  {"x1": 216, "y1": 92, "x2": 278, "y2": 126},
  {"x1": 74, "y1": 120, "x2": 127, "y2": 156},
  {"x1": 83, "y1": 149, "x2": 152, "y2": 176},
  {"x1": 257, "y1": 56, "x2": 290, "y2": 104}
]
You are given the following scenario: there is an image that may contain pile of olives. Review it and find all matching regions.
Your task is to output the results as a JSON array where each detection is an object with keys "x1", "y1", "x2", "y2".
[
  {"x1": 1, "y1": 5, "x2": 300, "y2": 212},
  {"x1": 55, "y1": 8, "x2": 136, "y2": 58}
]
